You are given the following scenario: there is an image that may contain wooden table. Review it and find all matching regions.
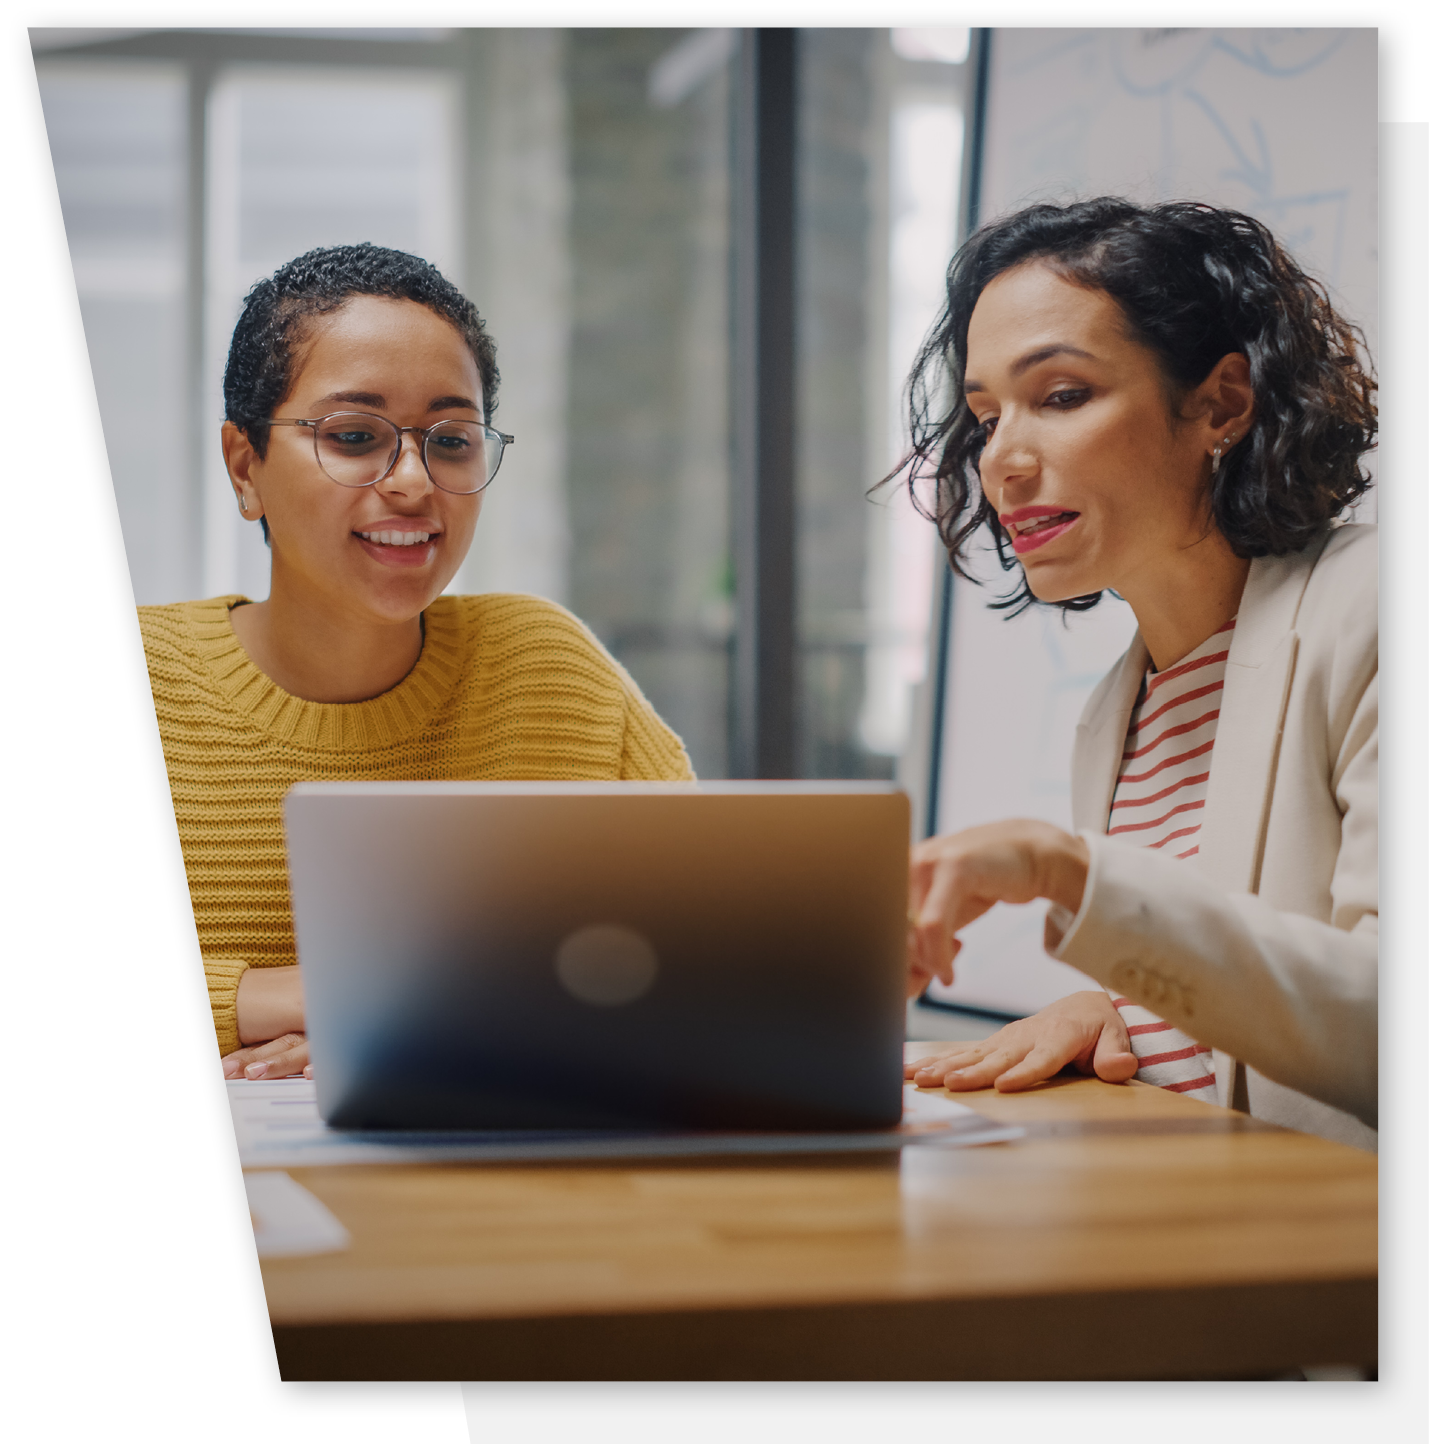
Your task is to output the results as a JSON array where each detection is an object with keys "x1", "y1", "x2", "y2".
[{"x1": 257, "y1": 1062, "x2": 1377, "y2": 1381}]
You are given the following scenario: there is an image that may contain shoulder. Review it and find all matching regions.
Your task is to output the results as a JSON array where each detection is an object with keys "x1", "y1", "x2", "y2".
[
  {"x1": 137, "y1": 596, "x2": 245, "y2": 668},
  {"x1": 435, "y1": 592, "x2": 648, "y2": 706},
  {"x1": 1271, "y1": 526, "x2": 1377, "y2": 747},
  {"x1": 435, "y1": 592, "x2": 628, "y2": 677},
  {"x1": 1292, "y1": 524, "x2": 1377, "y2": 662},
  {"x1": 435, "y1": 594, "x2": 695, "y2": 781},
  {"x1": 1238, "y1": 525, "x2": 1376, "y2": 664},
  {"x1": 1304, "y1": 522, "x2": 1377, "y2": 605}
]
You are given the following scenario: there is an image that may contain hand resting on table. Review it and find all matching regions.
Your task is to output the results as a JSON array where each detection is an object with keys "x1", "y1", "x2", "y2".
[
  {"x1": 222, "y1": 964, "x2": 311, "y2": 1079},
  {"x1": 222, "y1": 1032, "x2": 312, "y2": 1080},
  {"x1": 907, "y1": 991, "x2": 1137, "y2": 1093}
]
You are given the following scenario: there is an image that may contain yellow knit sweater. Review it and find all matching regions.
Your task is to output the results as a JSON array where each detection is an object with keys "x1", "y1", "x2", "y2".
[{"x1": 139, "y1": 593, "x2": 695, "y2": 1055}]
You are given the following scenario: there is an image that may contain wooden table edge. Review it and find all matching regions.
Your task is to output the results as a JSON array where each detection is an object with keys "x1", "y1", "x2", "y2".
[{"x1": 270, "y1": 1274, "x2": 1377, "y2": 1381}]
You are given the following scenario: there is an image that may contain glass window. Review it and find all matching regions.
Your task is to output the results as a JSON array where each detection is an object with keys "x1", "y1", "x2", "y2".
[
  {"x1": 796, "y1": 30, "x2": 966, "y2": 781},
  {"x1": 559, "y1": 30, "x2": 733, "y2": 779},
  {"x1": 38, "y1": 62, "x2": 192, "y2": 605}
]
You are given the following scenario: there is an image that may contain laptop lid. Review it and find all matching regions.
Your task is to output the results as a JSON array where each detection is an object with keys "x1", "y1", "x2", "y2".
[{"x1": 285, "y1": 781, "x2": 909, "y2": 1132}]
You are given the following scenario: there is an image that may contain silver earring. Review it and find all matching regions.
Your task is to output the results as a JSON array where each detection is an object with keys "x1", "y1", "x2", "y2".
[
  {"x1": 238, "y1": 497, "x2": 248, "y2": 513},
  {"x1": 1210, "y1": 432, "x2": 1238, "y2": 477}
]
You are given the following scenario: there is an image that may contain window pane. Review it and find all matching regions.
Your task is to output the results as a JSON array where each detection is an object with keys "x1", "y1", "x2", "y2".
[
  {"x1": 561, "y1": 29, "x2": 732, "y2": 779},
  {"x1": 38, "y1": 61, "x2": 193, "y2": 605},
  {"x1": 796, "y1": 31, "x2": 963, "y2": 780}
]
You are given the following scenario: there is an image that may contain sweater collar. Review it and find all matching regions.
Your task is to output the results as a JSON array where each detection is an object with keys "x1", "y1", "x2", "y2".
[{"x1": 187, "y1": 595, "x2": 465, "y2": 750}]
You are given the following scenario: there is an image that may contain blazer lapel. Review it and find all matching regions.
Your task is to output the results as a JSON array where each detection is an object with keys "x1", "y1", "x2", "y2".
[
  {"x1": 1197, "y1": 540, "x2": 1326, "y2": 896},
  {"x1": 1070, "y1": 637, "x2": 1148, "y2": 833},
  {"x1": 1197, "y1": 633, "x2": 1298, "y2": 893},
  {"x1": 1199, "y1": 542, "x2": 1325, "y2": 1110}
]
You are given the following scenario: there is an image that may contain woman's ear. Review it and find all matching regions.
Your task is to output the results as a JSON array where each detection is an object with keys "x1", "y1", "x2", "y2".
[
  {"x1": 222, "y1": 421, "x2": 265, "y2": 521},
  {"x1": 1200, "y1": 352, "x2": 1255, "y2": 437}
]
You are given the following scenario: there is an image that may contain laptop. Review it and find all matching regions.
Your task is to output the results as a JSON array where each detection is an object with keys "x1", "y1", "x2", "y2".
[{"x1": 284, "y1": 781, "x2": 910, "y2": 1132}]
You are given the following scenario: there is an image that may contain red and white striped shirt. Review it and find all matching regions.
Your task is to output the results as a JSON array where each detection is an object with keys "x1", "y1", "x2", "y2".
[{"x1": 1105, "y1": 620, "x2": 1235, "y2": 1104}]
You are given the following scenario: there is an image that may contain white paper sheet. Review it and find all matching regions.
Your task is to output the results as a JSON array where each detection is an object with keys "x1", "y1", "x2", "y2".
[
  {"x1": 243, "y1": 1169, "x2": 350, "y2": 1257},
  {"x1": 230, "y1": 1078, "x2": 1022, "y2": 1169}
]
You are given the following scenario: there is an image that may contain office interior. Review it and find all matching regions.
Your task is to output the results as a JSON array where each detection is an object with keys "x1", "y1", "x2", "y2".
[
  {"x1": 34, "y1": 24, "x2": 1376, "y2": 1039},
  {"x1": 28, "y1": 25, "x2": 1381, "y2": 1386}
]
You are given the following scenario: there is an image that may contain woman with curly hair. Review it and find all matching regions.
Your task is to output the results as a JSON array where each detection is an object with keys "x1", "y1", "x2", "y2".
[{"x1": 900, "y1": 199, "x2": 1377, "y2": 1148}]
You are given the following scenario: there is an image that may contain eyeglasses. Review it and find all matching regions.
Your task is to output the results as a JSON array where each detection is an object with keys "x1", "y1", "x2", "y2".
[{"x1": 267, "y1": 412, "x2": 514, "y2": 494}]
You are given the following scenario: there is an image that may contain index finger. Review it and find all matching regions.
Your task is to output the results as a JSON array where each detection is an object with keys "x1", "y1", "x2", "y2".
[{"x1": 238, "y1": 1033, "x2": 308, "y2": 1080}]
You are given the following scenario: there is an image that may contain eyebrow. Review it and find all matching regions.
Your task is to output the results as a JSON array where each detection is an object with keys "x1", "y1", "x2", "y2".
[
  {"x1": 964, "y1": 344, "x2": 1096, "y2": 394},
  {"x1": 313, "y1": 390, "x2": 482, "y2": 414}
]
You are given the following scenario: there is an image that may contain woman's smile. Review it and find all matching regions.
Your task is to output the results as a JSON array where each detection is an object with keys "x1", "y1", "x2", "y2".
[
  {"x1": 353, "y1": 517, "x2": 444, "y2": 568},
  {"x1": 1000, "y1": 505, "x2": 1081, "y2": 555}
]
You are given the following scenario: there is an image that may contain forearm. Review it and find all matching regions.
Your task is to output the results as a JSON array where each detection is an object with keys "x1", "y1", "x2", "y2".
[
  {"x1": 1036, "y1": 829, "x2": 1090, "y2": 917},
  {"x1": 235, "y1": 964, "x2": 306, "y2": 1046},
  {"x1": 1052, "y1": 834, "x2": 1377, "y2": 1125}
]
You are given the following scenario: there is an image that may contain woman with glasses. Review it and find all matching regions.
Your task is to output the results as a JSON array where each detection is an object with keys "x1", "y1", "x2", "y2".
[
  {"x1": 140, "y1": 244, "x2": 693, "y2": 1082},
  {"x1": 898, "y1": 199, "x2": 1377, "y2": 1149}
]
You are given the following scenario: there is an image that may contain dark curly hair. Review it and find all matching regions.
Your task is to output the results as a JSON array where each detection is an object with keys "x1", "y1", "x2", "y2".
[
  {"x1": 894, "y1": 198, "x2": 1377, "y2": 614},
  {"x1": 224, "y1": 241, "x2": 498, "y2": 451}
]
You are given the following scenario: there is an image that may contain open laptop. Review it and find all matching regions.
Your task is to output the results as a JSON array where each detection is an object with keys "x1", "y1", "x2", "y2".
[{"x1": 284, "y1": 781, "x2": 909, "y2": 1132}]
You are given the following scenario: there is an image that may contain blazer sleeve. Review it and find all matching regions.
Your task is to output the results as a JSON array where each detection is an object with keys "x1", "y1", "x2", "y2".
[{"x1": 1048, "y1": 668, "x2": 1377, "y2": 1127}]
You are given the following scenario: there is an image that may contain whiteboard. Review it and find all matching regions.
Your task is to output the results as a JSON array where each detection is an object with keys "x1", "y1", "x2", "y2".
[{"x1": 926, "y1": 28, "x2": 1377, "y2": 1017}]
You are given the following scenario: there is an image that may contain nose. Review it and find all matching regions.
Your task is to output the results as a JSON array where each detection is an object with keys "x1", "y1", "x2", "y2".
[
  {"x1": 376, "y1": 431, "x2": 434, "y2": 499},
  {"x1": 976, "y1": 410, "x2": 1036, "y2": 505}
]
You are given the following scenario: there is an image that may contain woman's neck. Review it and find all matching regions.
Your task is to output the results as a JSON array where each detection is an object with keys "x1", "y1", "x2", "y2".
[
  {"x1": 1118, "y1": 529, "x2": 1251, "y2": 672},
  {"x1": 227, "y1": 584, "x2": 425, "y2": 703}
]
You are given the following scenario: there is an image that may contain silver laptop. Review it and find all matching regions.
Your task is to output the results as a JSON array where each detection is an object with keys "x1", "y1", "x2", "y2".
[{"x1": 284, "y1": 781, "x2": 909, "y2": 1132}]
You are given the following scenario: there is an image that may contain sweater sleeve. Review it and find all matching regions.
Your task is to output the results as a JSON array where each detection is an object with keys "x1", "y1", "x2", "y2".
[
  {"x1": 620, "y1": 684, "x2": 697, "y2": 781},
  {"x1": 204, "y1": 955, "x2": 250, "y2": 1057}
]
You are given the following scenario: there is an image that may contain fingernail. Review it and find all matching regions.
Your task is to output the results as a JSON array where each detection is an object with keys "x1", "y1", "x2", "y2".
[{"x1": 244, "y1": 1061, "x2": 269, "y2": 1079}]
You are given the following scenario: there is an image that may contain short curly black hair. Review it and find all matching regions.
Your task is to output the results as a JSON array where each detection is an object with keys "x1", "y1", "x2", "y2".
[
  {"x1": 223, "y1": 242, "x2": 500, "y2": 457},
  {"x1": 894, "y1": 198, "x2": 1377, "y2": 614}
]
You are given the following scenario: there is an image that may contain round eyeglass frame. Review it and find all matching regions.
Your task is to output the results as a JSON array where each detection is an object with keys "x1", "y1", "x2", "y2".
[{"x1": 266, "y1": 411, "x2": 515, "y2": 495}]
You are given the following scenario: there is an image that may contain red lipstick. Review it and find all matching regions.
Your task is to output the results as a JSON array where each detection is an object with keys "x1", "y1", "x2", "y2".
[{"x1": 1000, "y1": 505, "x2": 1080, "y2": 556}]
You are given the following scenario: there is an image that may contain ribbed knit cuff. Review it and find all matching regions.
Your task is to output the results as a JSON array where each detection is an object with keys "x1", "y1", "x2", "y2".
[{"x1": 204, "y1": 956, "x2": 250, "y2": 1058}]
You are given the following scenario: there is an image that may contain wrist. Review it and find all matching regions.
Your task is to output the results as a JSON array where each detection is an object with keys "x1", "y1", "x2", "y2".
[
  {"x1": 235, "y1": 965, "x2": 305, "y2": 1045},
  {"x1": 1039, "y1": 830, "x2": 1089, "y2": 916}
]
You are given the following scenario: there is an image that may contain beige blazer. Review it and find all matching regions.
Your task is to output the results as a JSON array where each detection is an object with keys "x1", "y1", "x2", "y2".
[{"x1": 1050, "y1": 523, "x2": 1377, "y2": 1150}]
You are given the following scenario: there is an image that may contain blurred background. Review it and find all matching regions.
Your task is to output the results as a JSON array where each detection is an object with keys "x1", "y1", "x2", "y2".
[
  {"x1": 32, "y1": 27, "x2": 1376, "y2": 1027},
  {"x1": 32, "y1": 25, "x2": 971, "y2": 791}
]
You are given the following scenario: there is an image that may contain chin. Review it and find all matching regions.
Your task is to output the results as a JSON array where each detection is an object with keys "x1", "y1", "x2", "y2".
[
  {"x1": 360, "y1": 578, "x2": 451, "y2": 624},
  {"x1": 1021, "y1": 565, "x2": 1101, "y2": 605}
]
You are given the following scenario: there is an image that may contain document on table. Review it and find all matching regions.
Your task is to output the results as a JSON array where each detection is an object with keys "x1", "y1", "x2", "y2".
[
  {"x1": 244, "y1": 1170, "x2": 349, "y2": 1258},
  {"x1": 229, "y1": 1078, "x2": 1022, "y2": 1169}
]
